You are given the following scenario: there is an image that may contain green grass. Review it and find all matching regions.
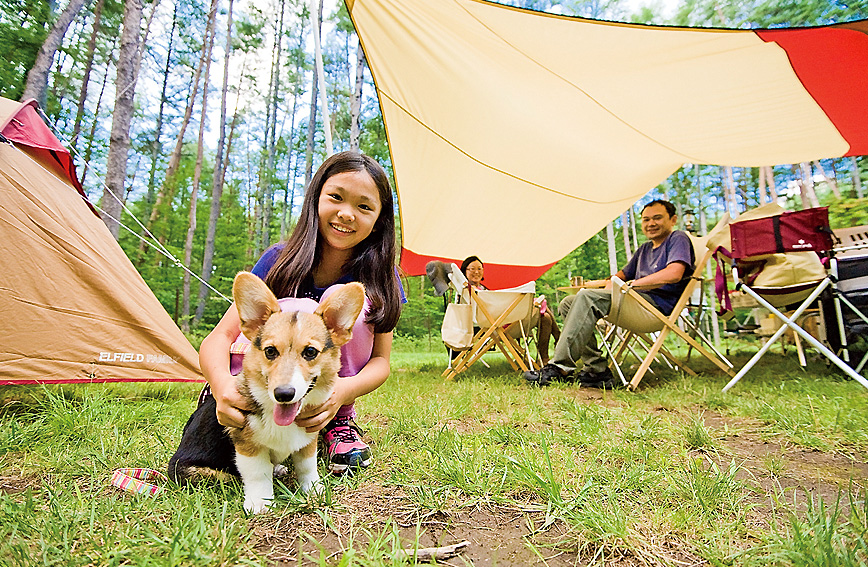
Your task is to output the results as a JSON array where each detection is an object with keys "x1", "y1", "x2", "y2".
[{"x1": 0, "y1": 343, "x2": 866, "y2": 566}]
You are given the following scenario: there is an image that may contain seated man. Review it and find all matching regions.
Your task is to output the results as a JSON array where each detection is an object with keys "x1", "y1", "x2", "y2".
[{"x1": 523, "y1": 199, "x2": 694, "y2": 388}]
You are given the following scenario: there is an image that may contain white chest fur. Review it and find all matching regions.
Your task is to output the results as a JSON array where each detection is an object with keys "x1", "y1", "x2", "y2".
[{"x1": 247, "y1": 413, "x2": 315, "y2": 463}]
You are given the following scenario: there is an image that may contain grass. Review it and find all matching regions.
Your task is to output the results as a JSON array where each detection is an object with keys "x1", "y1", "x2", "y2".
[{"x1": 0, "y1": 340, "x2": 866, "y2": 566}]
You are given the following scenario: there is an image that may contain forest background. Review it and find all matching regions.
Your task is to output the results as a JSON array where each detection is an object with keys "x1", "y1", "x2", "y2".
[{"x1": 1, "y1": 0, "x2": 866, "y2": 345}]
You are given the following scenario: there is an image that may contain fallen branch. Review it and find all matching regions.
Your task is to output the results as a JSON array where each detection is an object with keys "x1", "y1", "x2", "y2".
[{"x1": 394, "y1": 540, "x2": 470, "y2": 562}]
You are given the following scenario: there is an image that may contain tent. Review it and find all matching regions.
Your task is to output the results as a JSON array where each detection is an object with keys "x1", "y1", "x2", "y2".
[
  {"x1": 347, "y1": 0, "x2": 868, "y2": 289},
  {"x1": 0, "y1": 97, "x2": 202, "y2": 385}
]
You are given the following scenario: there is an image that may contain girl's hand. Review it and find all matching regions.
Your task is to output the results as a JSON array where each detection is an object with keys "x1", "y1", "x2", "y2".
[
  {"x1": 210, "y1": 374, "x2": 252, "y2": 429},
  {"x1": 295, "y1": 381, "x2": 351, "y2": 433}
]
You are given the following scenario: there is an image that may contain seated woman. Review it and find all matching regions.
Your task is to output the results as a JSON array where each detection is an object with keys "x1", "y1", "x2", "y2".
[{"x1": 460, "y1": 256, "x2": 561, "y2": 366}]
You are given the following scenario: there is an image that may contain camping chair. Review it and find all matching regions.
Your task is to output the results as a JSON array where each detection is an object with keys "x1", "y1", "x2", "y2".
[
  {"x1": 601, "y1": 218, "x2": 736, "y2": 390},
  {"x1": 820, "y1": 224, "x2": 868, "y2": 374},
  {"x1": 442, "y1": 264, "x2": 540, "y2": 380},
  {"x1": 718, "y1": 206, "x2": 868, "y2": 392}
]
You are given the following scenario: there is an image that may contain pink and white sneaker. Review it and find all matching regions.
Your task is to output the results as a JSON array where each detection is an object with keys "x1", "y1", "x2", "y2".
[{"x1": 322, "y1": 416, "x2": 372, "y2": 475}]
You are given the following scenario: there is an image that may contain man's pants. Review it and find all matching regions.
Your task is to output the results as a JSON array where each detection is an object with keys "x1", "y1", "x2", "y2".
[{"x1": 551, "y1": 289, "x2": 612, "y2": 374}]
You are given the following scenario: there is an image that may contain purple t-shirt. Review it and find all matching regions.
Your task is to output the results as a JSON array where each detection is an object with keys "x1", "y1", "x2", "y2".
[{"x1": 621, "y1": 230, "x2": 694, "y2": 315}]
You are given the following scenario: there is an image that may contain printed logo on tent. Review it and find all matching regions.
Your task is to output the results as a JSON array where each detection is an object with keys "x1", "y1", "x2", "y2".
[{"x1": 99, "y1": 352, "x2": 178, "y2": 364}]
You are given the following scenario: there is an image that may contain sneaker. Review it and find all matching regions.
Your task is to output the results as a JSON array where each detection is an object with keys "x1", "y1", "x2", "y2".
[
  {"x1": 322, "y1": 417, "x2": 372, "y2": 475},
  {"x1": 523, "y1": 363, "x2": 569, "y2": 387}
]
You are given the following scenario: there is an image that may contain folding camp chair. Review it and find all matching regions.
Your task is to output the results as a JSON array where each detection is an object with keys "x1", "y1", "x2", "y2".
[
  {"x1": 820, "y1": 224, "x2": 868, "y2": 374},
  {"x1": 442, "y1": 264, "x2": 540, "y2": 380},
  {"x1": 601, "y1": 218, "x2": 736, "y2": 390},
  {"x1": 719, "y1": 206, "x2": 868, "y2": 392}
]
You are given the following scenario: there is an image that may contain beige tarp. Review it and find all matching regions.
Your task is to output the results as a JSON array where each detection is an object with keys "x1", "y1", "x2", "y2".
[{"x1": 347, "y1": 0, "x2": 868, "y2": 287}]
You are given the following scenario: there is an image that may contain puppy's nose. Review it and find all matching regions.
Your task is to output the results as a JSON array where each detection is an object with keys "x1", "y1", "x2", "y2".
[{"x1": 273, "y1": 386, "x2": 296, "y2": 403}]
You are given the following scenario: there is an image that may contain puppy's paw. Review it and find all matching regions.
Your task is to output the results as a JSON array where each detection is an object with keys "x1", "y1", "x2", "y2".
[
  {"x1": 273, "y1": 464, "x2": 289, "y2": 477},
  {"x1": 298, "y1": 472, "x2": 322, "y2": 495},
  {"x1": 243, "y1": 497, "x2": 271, "y2": 514}
]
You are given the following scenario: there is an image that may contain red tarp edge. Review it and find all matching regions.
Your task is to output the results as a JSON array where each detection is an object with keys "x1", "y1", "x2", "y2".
[
  {"x1": 401, "y1": 247, "x2": 557, "y2": 290},
  {"x1": 756, "y1": 26, "x2": 868, "y2": 157}
]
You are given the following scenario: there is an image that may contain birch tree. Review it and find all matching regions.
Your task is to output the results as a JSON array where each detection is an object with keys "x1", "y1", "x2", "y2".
[
  {"x1": 101, "y1": 0, "x2": 143, "y2": 239},
  {"x1": 21, "y1": 0, "x2": 89, "y2": 108},
  {"x1": 71, "y1": 0, "x2": 105, "y2": 151},
  {"x1": 195, "y1": 0, "x2": 236, "y2": 325},
  {"x1": 139, "y1": 0, "x2": 219, "y2": 258},
  {"x1": 181, "y1": 0, "x2": 218, "y2": 332}
]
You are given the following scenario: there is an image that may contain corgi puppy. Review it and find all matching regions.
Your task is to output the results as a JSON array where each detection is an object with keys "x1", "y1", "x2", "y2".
[{"x1": 169, "y1": 272, "x2": 365, "y2": 513}]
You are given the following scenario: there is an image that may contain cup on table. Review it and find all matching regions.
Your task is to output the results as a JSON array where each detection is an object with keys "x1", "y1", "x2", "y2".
[{"x1": 570, "y1": 276, "x2": 584, "y2": 287}]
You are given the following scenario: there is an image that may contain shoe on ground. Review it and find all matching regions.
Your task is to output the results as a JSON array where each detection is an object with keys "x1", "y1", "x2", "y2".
[
  {"x1": 322, "y1": 416, "x2": 372, "y2": 475},
  {"x1": 523, "y1": 363, "x2": 570, "y2": 387},
  {"x1": 577, "y1": 367, "x2": 623, "y2": 390}
]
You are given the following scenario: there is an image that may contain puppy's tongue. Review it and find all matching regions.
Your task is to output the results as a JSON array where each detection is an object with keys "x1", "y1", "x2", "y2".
[{"x1": 273, "y1": 402, "x2": 300, "y2": 426}]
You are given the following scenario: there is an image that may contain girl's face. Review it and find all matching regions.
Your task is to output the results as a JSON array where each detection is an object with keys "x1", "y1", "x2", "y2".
[
  {"x1": 318, "y1": 170, "x2": 382, "y2": 253},
  {"x1": 465, "y1": 260, "x2": 484, "y2": 286}
]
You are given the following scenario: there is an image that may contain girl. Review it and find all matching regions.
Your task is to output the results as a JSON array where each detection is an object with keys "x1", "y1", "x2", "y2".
[{"x1": 199, "y1": 151, "x2": 404, "y2": 474}]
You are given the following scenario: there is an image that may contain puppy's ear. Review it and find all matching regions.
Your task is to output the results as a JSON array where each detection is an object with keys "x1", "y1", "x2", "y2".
[
  {"x1": 316, "y1": 282, "x2": 365, "y2": 346},
  {"x1": 233, "y1": 272, "x2": 281, "y2": 341}
]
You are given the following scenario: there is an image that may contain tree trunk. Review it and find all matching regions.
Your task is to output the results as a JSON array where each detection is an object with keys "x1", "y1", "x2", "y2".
[
  {"x1": 310, "y1": 0, "x2": 332, "y2": 154},
  {"x1": 71, "y1": 0, "x2": 105, "y2": 151},
  {"x1": 722, "y1": 166, "x2": 738, "y2": 219},
  {"x1": 262, "y1": 0, "x2": 286, "y2": 252},
  {"x1": 21, "y1": 0, "x2": 89, "y2": 108},
  {"x1": 758, "y1": 166, "x2": 768, "y2": 204},
  {"x1": 799, "y1": 162, "x2": 820, "y2": 208},
  {"x1": 621, "y1": 211, "x2": 631, "y2": 259},
  {"x1": 765, "y1": 165, "x2": 778, "y2": 201},
  {"x1": 182, "y1": 0, "x2": 219, "y2": 332},
  {"x1": 305, "y1": 0, "x2": 326, "y2": 187},
  {"x1": 606, "y1": 222, "x2": 618, "y2": 275},
  {"x1": 349, "y1": 38, "x2": 365, "y2": 152},
  {"x1": 101, "y1": 0, "x2": 143, "y2": 239},
  {"x1": 851, "y1": 156, "x2": 864, "y2": 199},
  {"x1": 195, "y1": 0, "x2": 235, "y2": 325},
  {"x1": 304, "y1": 61, "x2": 319, "y2": 188},
  {"x1": 813, "y1": 160, "x2": 841, "y2": 198},
  {"x1": 142, "y1": 1, "x2": 178, "y2": 227},
  {"x1": 138, "y1": 0, "x2": 219, "y2": 261},
  {"x1": 81, "y1": 50, "x2": 113, "y2": 187}
]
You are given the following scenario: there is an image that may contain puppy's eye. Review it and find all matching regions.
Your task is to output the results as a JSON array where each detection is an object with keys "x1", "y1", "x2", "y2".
[
  {"x1": 301, "y1": 346, "x2": 319, "y2": 361},
  {"x1": 263, "y1": 346, "x2": 279, "y2": 360}
]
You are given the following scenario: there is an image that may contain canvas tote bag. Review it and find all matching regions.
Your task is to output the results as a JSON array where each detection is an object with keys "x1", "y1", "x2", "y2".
[{"x1": 441, "y1": 302, "x2": 473, "y2": 350}]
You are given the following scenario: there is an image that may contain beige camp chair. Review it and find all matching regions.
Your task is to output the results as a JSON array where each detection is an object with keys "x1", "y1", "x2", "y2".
[
  {"x1": 442, "y1": 265, "x2": 540, "y2": 380},
  {"x1": 601, "y1": 217, "x2": 736, "y2": 391}
]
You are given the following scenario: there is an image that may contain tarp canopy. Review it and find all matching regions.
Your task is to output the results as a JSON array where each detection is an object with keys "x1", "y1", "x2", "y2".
[
  {"x1": 347, "y1": 0, "x2": 868, "y2": 289},
  {"x1": 0, "y1": 97, "x2": 202, "y2": 384}
]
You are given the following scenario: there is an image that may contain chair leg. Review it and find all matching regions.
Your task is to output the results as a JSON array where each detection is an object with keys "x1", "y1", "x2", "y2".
[
  {"x1": 723, "y1": 282, "x2": 868, "y2": 392},
  {"x1": 628, "y1": 328, "x2": 672, "y2": 390}
]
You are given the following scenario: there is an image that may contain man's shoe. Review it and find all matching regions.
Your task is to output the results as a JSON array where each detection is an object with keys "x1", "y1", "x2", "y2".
[
  {"x1": 523, "y1": 363, "x2": 569, "y2": 387},
  {"x1": 578, "y1": 367, "x2": 623, "y2": 390}
]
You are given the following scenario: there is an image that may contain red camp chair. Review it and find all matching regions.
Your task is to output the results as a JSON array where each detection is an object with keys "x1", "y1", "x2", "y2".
[{"x1": 720, "y1": 206, "x2": 868, "y2": 392}]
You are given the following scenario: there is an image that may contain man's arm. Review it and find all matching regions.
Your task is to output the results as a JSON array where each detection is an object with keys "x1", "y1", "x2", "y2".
[{"x1": 628, "y1": 262, "x2": 687, "y2": 289}]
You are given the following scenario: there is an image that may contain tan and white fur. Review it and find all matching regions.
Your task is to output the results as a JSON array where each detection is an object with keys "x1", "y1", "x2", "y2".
[{"x1": 168, "y1": 272, "x2": 365, "y2": 514}]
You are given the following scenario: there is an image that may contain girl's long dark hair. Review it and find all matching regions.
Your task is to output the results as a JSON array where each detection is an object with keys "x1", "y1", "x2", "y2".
[{"x1": 264, "y1": 151, "x2": 402, "y2": 333}]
